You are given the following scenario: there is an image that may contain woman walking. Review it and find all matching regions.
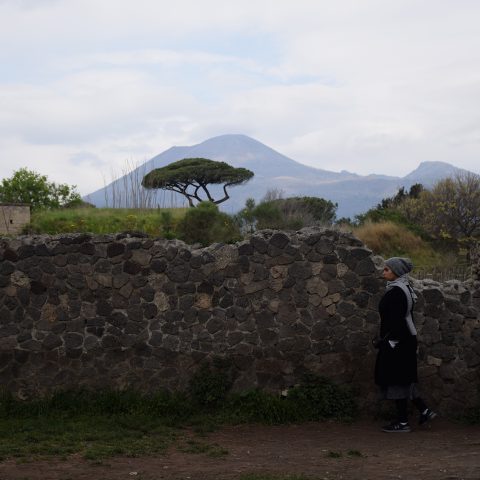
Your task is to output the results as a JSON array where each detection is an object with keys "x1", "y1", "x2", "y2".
[{"x1": 374, "y1": 257, "x2": 437, "y2": 432}]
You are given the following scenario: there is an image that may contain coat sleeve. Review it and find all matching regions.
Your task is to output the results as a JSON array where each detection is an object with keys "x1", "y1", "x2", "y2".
[{"x1": 380, "y1": 287, "x2": 410, "y2": 342}]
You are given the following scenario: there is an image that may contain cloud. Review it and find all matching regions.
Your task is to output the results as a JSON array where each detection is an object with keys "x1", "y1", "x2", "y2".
[{"x1": 1, "y1": 0, "x2": 480, "y2": 196}]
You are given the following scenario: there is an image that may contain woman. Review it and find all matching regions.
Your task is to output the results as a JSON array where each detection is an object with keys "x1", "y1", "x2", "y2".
[{"x1": 374, "y1": 257, "x2": 437, "y2": 432}]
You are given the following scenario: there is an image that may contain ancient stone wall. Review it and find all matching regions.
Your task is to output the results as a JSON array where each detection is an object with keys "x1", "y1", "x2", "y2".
[
  {"x1": 0, "y1": 229, "x2": 479, "y2": 414},
  {"x1": 0, "y1": 204, "x2": 30, "y2": 235}
]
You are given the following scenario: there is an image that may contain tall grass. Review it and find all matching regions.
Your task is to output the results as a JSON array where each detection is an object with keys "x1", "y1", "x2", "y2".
[
  {"x1": 97, "y1": 158, "x2": 187, "y2": 209},
  {"x1": 353, "y1": 221, "x2": 447, "y2": 268},
  {"x1": 26, "y1": 207, "x2": 188, "y2": 236}
]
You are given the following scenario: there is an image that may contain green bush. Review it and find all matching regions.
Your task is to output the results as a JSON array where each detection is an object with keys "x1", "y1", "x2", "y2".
[
  {"x1": 188, "y1": 360, "x2": 234, "y2": 408},
  {"x1": 285, "y1": 374, "x2": 357, "y2": 421},
  {"x1": 176, "y1": 201, "x2": 241, "y2": 246},
  {"x1": 236, "y1": 196, "x2": 337, "y2": 233},
  {"x1": 225, "y1": 375, "x2": 357, "y2": 424}
]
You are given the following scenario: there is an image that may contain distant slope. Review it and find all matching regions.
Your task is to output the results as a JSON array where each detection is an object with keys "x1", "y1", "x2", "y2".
[
  {"x1": 402, "y1": 160, "x2": 472, "y2": 184},
  {"x1": 85, "y1": 134, "x2": 473, "y2": 218}
]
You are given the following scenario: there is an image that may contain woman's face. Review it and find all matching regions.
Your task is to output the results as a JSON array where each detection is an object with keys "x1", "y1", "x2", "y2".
[{"x1": 383, "y1": 265, "x2": 398, "y2": 281}]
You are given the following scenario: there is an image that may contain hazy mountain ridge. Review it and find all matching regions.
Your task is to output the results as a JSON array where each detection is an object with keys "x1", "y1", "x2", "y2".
[{"x1": 85, "y1": 134, "x2": 473, "y2": 218}]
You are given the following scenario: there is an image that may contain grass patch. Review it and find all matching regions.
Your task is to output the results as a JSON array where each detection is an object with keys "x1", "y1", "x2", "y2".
[
  {"x1": 353, "y1": 221, "x2": 454, "y2": 269},
  {"x1": 0, "y1": 375, "x2": 358, "y2": 461},
  {"x1": 0, "y1": 415, "x2": 176, "y2": 461},
  {"x1": 26, "y1": 207, "x2": 187, "y2": 236},
  {"x1": 177, "y1": 438, "x2": 229, "y2": 457}
]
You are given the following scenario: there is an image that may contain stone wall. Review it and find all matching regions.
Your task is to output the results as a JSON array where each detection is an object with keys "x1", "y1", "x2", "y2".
[
  {"x1": 0, "y1": 204, "x2": 30, "y2": 235},
  {"x1": 0, "y1": 228, "x2": 479, "y2": 414}
]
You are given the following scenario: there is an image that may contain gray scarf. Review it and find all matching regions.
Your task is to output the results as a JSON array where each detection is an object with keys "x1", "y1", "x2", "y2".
[{"x1": 386, "y1": 274, "x2": 417, "y2": 336}]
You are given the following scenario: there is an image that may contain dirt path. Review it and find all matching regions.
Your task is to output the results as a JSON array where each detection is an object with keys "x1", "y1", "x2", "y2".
[{"x1": 1, "y1": 419, "x2": 479, "y2": 480}]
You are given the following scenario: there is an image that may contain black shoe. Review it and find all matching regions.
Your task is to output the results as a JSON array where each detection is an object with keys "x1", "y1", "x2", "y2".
[
  {"x1": 382, "y1": 422, "x2": 411, "y2": 433},
  {"x1": 419, "y1": 409, "x2": 437, "y2": 426}
]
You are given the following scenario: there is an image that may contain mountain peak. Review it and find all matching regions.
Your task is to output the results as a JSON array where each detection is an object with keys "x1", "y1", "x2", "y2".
[{"x1": 403, "y1": 160, "x2": 469, "y2": 182}]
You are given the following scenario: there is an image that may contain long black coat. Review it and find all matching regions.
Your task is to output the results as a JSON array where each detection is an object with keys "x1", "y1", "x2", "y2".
[{"x1": 374, "y1": 286, "x2": 418, "y2": 387}]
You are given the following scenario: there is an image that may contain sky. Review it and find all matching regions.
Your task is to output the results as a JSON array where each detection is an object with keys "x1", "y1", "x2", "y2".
[{"x1": 1, "y1": 0, "x2": 480, "y2": 196}]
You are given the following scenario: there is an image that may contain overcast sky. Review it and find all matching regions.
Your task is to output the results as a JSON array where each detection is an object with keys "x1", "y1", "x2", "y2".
[{"x1": 1, "y1": 0, "x2": 479, "y2": 195}]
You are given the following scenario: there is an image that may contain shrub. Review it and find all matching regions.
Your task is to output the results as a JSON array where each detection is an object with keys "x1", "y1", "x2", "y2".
[
  {"x1": 237, "y1": 195, "x2": 337, "y2": 233},
  {"x1": 225, "y1": 375, "x2": 357, "y2": 424},
  {"x1": 285, "y1": 374, "x2": 357, "y2": 421},
  {"x1": 176, "y1": 201, "x2": 241, "y2": 246},
  {"x1": 188, "y1": 359, "x2": 235, "y2": 408}
]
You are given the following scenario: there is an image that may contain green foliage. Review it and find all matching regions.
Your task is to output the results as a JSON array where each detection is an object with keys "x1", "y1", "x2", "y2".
[
  {"x1": 0, "y1": 375, "x2": 358, "y2": 461},
  {"x1": 285, "y1": 196, "x2": 337, "y2": 224},
  {"x1": 401, "y1": 173, "x2": 480, "y2": 247},
  {"x1": 253, "y1": 200, "x2": 286, "y2": 230},
  {"x1": 142, "y1": 158, "x2": 254, "y2": 206},
  {"x1": 188, "y1": 359, "x2": 234, "y2": 408},
  {"x1": 0, "y1": 415, "x2": 176, "y2": 461},
  {"x1": 225, "y1": 390, "x2": 293, "y2": 424},
  {"x1": 237, "y1": 195, "x2": 337, "y2": 233},
  {"x1": 0, "y1": 388, "x2": 192, "y2": 421},
  {"x1": 176, "y1": 201, "x2": 241, "y2": 246},
  {"x1": 0, "y1": 167, "x2": 82, "y2": 211},
  {"x1": 25, "y1": 207, "x2": 186, "y2": 236},
  {"x1": 159, "y1": 210, "x2": 176, "y2": 239},
  {"x1": 351, "y1": 181, "x2": 480, "y2": 269},
  {"x1": 225, "y1": 376, "x2": 357, "y2": 424},
  {"x1": 238, "y1": 197, "x2": 257, "y2": 233},
  {"x1": 354, "y1": 184, "x2": 429, "y2": 239},
  {"x1": 356, "y1": 176, "x2": 480, "y2": 253},
  {"x1": 283, "y1": 374, "x2": 357, "y2": 421}
]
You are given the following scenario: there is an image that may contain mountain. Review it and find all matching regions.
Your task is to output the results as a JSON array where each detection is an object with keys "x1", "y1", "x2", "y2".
[
  {"x1": 402, "y1": 160, "x2": 471, "y2": 184},
  {"x1": 84, "y1": 134, "x2": 472, "y2": 218}
]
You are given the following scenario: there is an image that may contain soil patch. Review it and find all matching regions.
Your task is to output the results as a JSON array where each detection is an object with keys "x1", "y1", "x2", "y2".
[{"x1": 1, "y1": 419, "x2": 479, "y2": 480}]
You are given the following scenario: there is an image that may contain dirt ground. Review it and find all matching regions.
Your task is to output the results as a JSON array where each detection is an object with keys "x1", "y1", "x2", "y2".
[{"x1": 1, "y1": 419, "x2": 479, "y2": 480}]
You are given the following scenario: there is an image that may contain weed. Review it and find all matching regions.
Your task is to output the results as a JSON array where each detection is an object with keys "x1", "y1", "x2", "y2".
[
  {"x1": 326, "y1": 451, "x2": 342, "y2": 458},
  {"x1": 188, "y1": 359, "x2": 235, "y2": 408},
  {"x1": 346, "y1": 449, "x2": 364, "y2": 457},
  {"x1": 178, "y1": 439, "x2": 229, "y2": 457}
]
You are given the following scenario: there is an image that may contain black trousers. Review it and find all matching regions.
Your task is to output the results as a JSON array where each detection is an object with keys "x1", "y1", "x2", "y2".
[{"x1": 396, "y1": 397, "x2": 428, "y2": 422}]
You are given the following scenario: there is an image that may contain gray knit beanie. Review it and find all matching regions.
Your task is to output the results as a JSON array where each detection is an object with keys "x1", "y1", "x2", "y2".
[{"x1": 385, "y1": 257, "x2": 413, "y2": 276}]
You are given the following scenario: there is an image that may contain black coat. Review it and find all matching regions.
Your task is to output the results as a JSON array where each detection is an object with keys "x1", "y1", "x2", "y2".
[{"x1": 374, "y1": 286, "x2": 418, "y2": 387}]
